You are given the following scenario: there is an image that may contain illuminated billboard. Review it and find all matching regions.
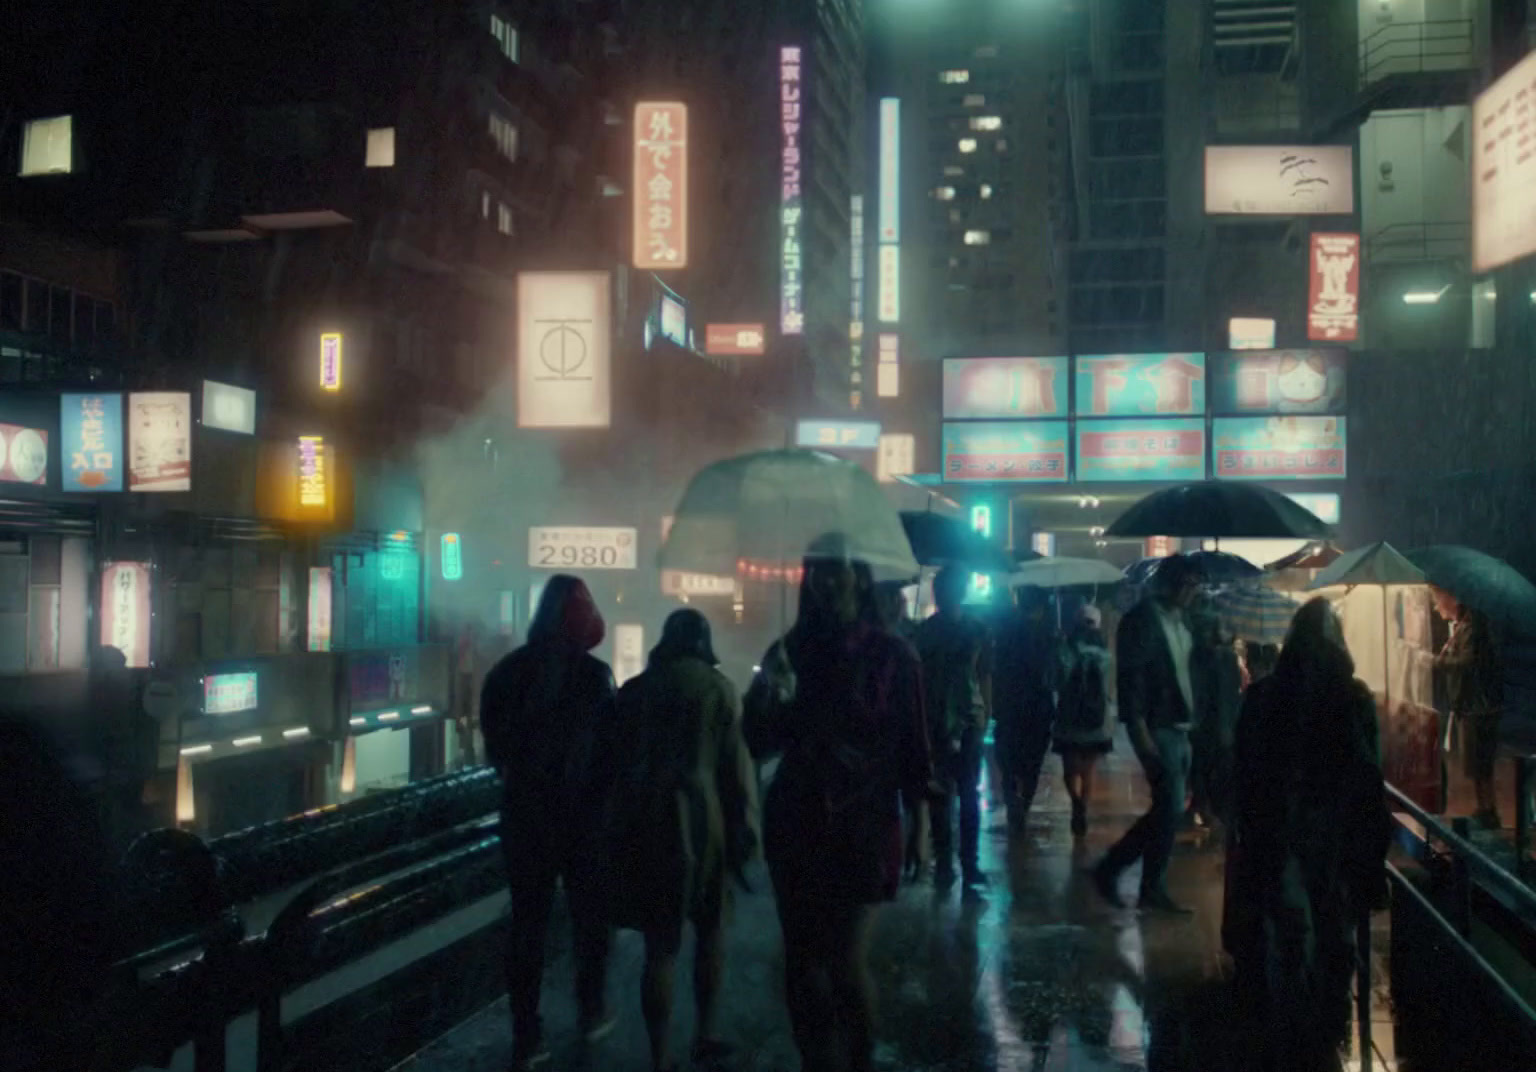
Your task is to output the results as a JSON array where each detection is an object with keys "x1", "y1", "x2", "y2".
[
  {"x1": 1307, "y1": 233, "x2": 1359, "y2": 341},
  {"x1": 1075, "y1": 354, "x2": 1205, "y2": 417},
  {"x1": 1472, "y1": 49, "x2": 1536, "y2": 274},
  {"x1": 101, "y1": 561, "x2": 151, "y2": 668},
  {"x1": 850, "y1": 194, "x2": 865, "y2": 409},
  {"x1": 1211, "y1": 350, "x2": 1346, "y2": 414},
  {"x1": 613, "y1": 624, "x2": 646, "y2": 686},
  {"x1": 877, "y1": 246, "x2": 899, "y2": 323},
  {"x1": 205, "y1": 672, "x2": 259, "y2": 715},
  {"x1": 0, "y1": 423, "x2": 48, "y2": 485},
  {"x1": 297, "y1": 435, "x2": 327, "y2": 507},
  {"x1": 1204, "y1": 145, "x2": 1354, "y2": 215},
  {"x1": 1076, "y1": 419, "x2": 1207, "y2": 483},
  {"x1": 517, "y1": 271, "x2": 612, "y2": 428},
  {"x1": 942, "y1": 421, "x2": 1069, "y2": 483},
  {"x1": 320, "y1": 332, "x2": 343, "y2": 391},
  {"x1": 529, "y1": 526, "x2": 638, "y2": 570},
  {"x1": 633, "y1": 102, "x2": 688, "y2": 270},
  {"x1": 797, "y1": 419, "x2": 881, "y2": 450},
  {"x1": 128, "y1": 392, "x2": 192, "y2": 492},
  {"x1": 1213, "y1": 416, "x2": 1346, "y2": 481},
  {"x1": 1228, "y1": 318, "x2": 1275, "y2": 350},
  {"x1": 308, "y1": 567, "x2": 332, "y2": 652},
  {"x1": 879, "y1": 98, "x2": 900, "y2": 243},
  {"x1": 659, "y1": 293, "x2": 687, "y2": 346},
  {"x1": 61, "y1": 393, "x2": 123, "y2": 492},
  {"x1": 943, "y1": 357, "x2": 1068, "y2": 419},
  {"x1": 202, "y1": 380, "x2": 256, "y2": 434},
  {"x1": 781, "y1": 47, "x2": 804, "y2": 335},
  {"x1": 705, "y1": 323, "x2": 765, "y2": 355},
  {"x1": 876, "y1": 433, "x2": 915, "y2": 483}
]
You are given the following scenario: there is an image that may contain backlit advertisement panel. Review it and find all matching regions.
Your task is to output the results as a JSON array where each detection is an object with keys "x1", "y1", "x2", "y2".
[
  {"x1": 659, "y1": 293, "x2": 687, "y2": 346},
  {"x1": 202, "y1": 380, "x2": 256, "y2": 434},
  {"x1": 1214, "y1": 416, "x2": 1346, "y2": 481},
  {"x1": 613, "y1": 624, "x2": 646, "y2": 687},
  {"x1": 320, "y1": 333, "x2": 343, "y2": 391},
  {"x1": 1472, "y1": 48, "x2": 1536, "y2": 274},
  {"x1": 1076, "y1": 419, "x2": 1206, "y2": 483},
  {"x1": 61, "y1": 393, "x2": 123, "y2": 492},
  {"x1": 1228, "y1": 317, "x2": 1275, "y2": 350},
  {"x1": 517, "y1": 271, "x2": 612, "y2": 428},
  {"x1": 850, "y1": 194, "x2": 865, "y2": 409},
  {"x1": 781, "y1": 47, "x2": 805, "y2": 335},
  {"x1": 877, "y1": 334, "x2": 899, "y2": 398},
  {"x1": 297, "y1": 435, "x2": 327, "y2": 507},
  {"x1": 797, "y1": 420, "x2": 881, "y2": 451},
  {"x1": 1211, "y1": 350, "x2": 1346, "y2": 414},
  {"x1": 633, "y1": 102, "x2": 688, "y2": 270},
  {"x1": 1204, "y1": 145, "x2": 1354, "y2": 215},
  {"x1": 1307, "y1": 233, "x2": 1359, "y2": 342},
  {"x1": 705, "y1": 324, "x2": 765, "y2": 355},
  {"x1": 308, "y1": 567, "x2": 333, "y2": 652},
  {"x1": 441, "y1": 533, "x2": 463, "y2": 581},
  {"x1": 877, "y1": 246, "x2": 899, "y2": 323},
  {"x1": 942, "y1": 421, "x2": 1069, "y2": 483},
  {"x1": 878, "y1": 98, "x2": 900, "y2": 243},
  {"x1": 876, "y1": 433, "x2": 915, "y2": 483},
  {"x1": 128, "y1": 391, "x2": 192, "y2": 491},
  {"x1": 1075, "y1": 354, "x2": 1205, "y2": 417},
  {"x1": 204, "y1": 672, "x2": 259, "y2": 715},
  {"x1": 100, "y1": 561, "x2": 151, "y2": 668},
  {"x1": 0, "y1": 423, "x2": 48, "y2": 485},
  {"x1": 943, "y1": 357, "x2": 1068, "y2": 419}
]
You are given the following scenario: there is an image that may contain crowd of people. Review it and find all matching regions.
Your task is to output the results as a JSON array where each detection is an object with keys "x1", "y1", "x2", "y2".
[{"x1": 476, "y1": 539, "x2": 1412, "y2": 1072}]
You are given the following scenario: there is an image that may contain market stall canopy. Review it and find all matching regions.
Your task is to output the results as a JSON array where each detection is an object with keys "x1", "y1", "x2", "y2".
[
  {"x1": 1011, "y1": 556, "x2": 1125, "y2": 589},
  {"x1": 900, "y1": 511, "x2": 1015, "y2": 573},
  {"x1": 1306, "y1": 542, "x2": 1423, "y2": 591},
  {"x1": 1105, "y1": 481, "x2": 1332, "y2": 540},
  {"x1": 659, "y1": 448, "x2": 920, "y2": 583},
  {"x1": 1406, "y1": 545, "x2": 1536, "y2": 638}
]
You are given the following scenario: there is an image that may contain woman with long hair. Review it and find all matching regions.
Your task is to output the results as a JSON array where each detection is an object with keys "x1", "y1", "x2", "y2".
[
  {"x1": 744, "y1": 533, "x2": 933, "y2": 1072},
  {"x1": 1230, "y1": 597, "x2": 1389, "y2": 1072},
  {"x1": 1052, "y1": 605, "x2": 1113, "y2": 838},
  {"x1": 612, "y1": 609, "x2": 759, "y2": 1072},
  {"x1": 479, "y1": 575, "x2": 618, "y2": 1070}
]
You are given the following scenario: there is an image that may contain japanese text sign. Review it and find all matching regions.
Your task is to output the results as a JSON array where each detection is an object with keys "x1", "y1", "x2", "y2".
[
  {"x1": 877, "y1": 246, "x2": 899, "y2": 323},
  {"x1": 0, "y1": 423, "x2": 48, "y2": 485},
  {"x1": 100, "y1": 561, "x2": 151, "y2": 667},
  {"x1": 942, "y1": 421, "x2": 1069, "y2": 483},
  {"x1": 705, "y1": 323, "x2": 765, "y2": 355},
  {"x1": 1204, "y1": 145, "x2": 1354, "y2": 215},
  {"x1": 1075, "y1": 354, "x2": 1205, "y2": 417},
  {"x1": 308, "y1": 567, "x2": 333, "y2": 652},
  {"x1": 441, "y1": 533, "x2": 463, "y2": 581},
  {"x1": 529, "y1": 526, "x2": 638, "y2": 570},
  {"x1": 878, "y1": 98, "x2": 900, "y2": 243},
  {"x1": 944, "y1": 357, "x2": 1068, "y2": 419},
  {"x1": 297, "y1": 435, "x2": 327, "y2": 507},
  {"x1": 781, "y1": 47, "x2": 804, "y2": 335},
  {"x1": 1472, "y1": 48, "x2": 1536, "y2": 274},
  {"x1": 634, "y1": 102, "x2": 688, "y2": 270},
  {"x1": 61, "y1": 393, "x2": 123, "y2": 492},
  {"x1": 204, "y1": 672, "x2": 259, "y2": 715},
  {"x1": 128, "y1": 391, "x2": 192, "y2": 491},
  {"x1": 1211, "y1": 350, "x2": 1346, "y2": 414},
  {"x1": 1076, "y1": 419, "x2": 1207, "y2": 483},
  {"x1": 796, "y1": 419, "x2": 881, "y2": 451},
  {"x1": 1307, "y1": 233, "x2": 1359, "y2": 341},
  {"x1": 876, "y1": 433, "x2": 915, "y2": 483},
  {"x1": 1214, "y1": 416, "x2": 1346, "y2": 481},
  {"x1": 320, "y1": 332, "x2": 343, "y2": 391}
]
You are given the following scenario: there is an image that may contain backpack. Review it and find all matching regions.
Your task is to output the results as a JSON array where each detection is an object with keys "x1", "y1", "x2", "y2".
[{"x1": 1060, "y1": 647, "x2": 1108, "y2": 733}]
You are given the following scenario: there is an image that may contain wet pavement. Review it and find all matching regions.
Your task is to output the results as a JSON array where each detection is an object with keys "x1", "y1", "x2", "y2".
[{"x1": 396, "y1": 738, "x2": 1402, "y2": 1071}]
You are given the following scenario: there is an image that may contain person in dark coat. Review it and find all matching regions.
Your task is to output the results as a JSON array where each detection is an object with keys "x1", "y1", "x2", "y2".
[
  {"x1": 613, "y1": 610, "x2": 759, "y2": 1072},
  {"x1": 480, "y1": 575, "x2": 618, "y2": 1070},
  {"x1": 993, "y1": 585, "x2": 1061, "y2": 833},
  {"x1": 1188, "y1": 605, "x2": 1244, "y2": 829},
  {"x1": 1432, "y1": 587, "x2": 1504, "y2": 829},
  {"x1": 1053, "y1": 605, "x2": 1114, "y2": 838},
  {"x1": 744, "y1": 533, "x2": 933, "y2": 1072},
  {"x1": 1229, "y1": 597, "x2": 1388, "y2": 1072}
]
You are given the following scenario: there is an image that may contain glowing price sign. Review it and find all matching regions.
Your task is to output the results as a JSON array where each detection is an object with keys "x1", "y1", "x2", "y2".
[
  {"x1": 529, "y1": 526, "x2": 638, "y2": 570},
  {"x1": 780, "y1": 46, "x2": 804, "y2": 335}
]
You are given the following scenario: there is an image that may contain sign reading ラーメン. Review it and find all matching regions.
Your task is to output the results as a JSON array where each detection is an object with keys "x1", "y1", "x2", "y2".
[{"x1": 517, "y1": 271, "x2": 612, "y2": 428}]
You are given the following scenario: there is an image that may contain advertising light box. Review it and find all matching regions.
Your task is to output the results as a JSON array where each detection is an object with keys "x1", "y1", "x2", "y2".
[
  {"x1": 1307, "y1": 233, "x2": 1360, "y2": 342},
  {"x1": 0, "y1": 423, "x2": 48, "y2": 485},
  {"x1": 202, "y1": 380, "x2": 256, "y2": 434},
  {"x1": 797, "y1": 419, "x2": 881, "y2": 450},
  {"x1": 100, "y1": 561, "x2": 151, "y2": 667},
  {"x1": 128, "y1": 392, "x2": 192, "y2": 492},
  {"x1": 529, "y1": 526, "x2": 638, "y2": 570},
  {"x1": 1211, "y1": 350, "x2": 1346, "y2": 414},
  {"x1": 780, "y1": 46, "x2": 805, "y2": 335},
  {"x1": 517, "y1": 271, "x2": 612, "y2": 428},
  {"x1": 441, "y1": 533, "x2": 463, "y2": 581},
  {"x1": 1075, "y1": 354, "x2": 1205, "y2": 417},
  {"x1": 61, "y1": 393, "x2": 123, "y2": 492},
  {"x1": 1472, "y1": 48, "x2": 1536, "y2": 274},
  {"x1": 705, "y1": 324, "x2": 765, "y2": 356},
  {"x1": 613, "y1": 624, "x2": 646, "y2": 687},
  {"x1": 1204, "y1": 145, "x2": 1354, "y2": 215},
  {"x1": 205, "y1": 672, "x2": 259, "y2": 715},
  {"x1": 1228, "y1": 317, "x2": 1275, "y2": 350},
  {"x1": 944, "y1": 357, "x2": 1068, "y2": 419},
  {"x1": 633, "y1": 102, "x2": 688, "y2": 270},
  {"x1": 1076, "y1": 419, "x2": 1206, "y2": 483},
  {"x1": 1214, "y1": 416, "x2": 1346, "y2": 481},
  {"x1": 320, "y1": 333, "x2": 343, "y2": 391},
  {"x1": 659, "y1": 293, "x2": 687, "y2": 346},
  {"x1": 942, "y1": 421, "x2": 1069, "y2": 483},
  {"x1": 308, "y1": 567, "x2": 333, "y2": 652},
  {"x1": 876, "y1": 433, "x2": 916, "y2": 483},
  {"x1": 878, "y1": 98, "x2": 900, "y2": 243}
]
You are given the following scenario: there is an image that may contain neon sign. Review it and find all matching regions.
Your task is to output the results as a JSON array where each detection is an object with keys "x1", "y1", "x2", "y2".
[
  {"x1": 320, "y1": 333, "x2": 343, "y2": 391},
  {"x1": 780, "y1": 46, "x2": 804, "y2": 335},
  {"x1": 298, "y1": 435, "x2": 326, "y2": 507}
]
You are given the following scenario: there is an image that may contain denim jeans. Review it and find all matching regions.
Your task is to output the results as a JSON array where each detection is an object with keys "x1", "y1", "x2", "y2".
[
  {"x1": 1102, "y1": 727, "x2": 1192, "y2": 896},
  {"x1": 931, "y1": 727, "x2": 983, "y2": 879}
]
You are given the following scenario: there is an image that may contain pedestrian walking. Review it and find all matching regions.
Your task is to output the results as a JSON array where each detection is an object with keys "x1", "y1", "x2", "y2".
[
  {"x1": 479, "y1": 575, "x2": 619, "y2": 1070},
  {"x1": 993, "y1": 586, "x2": 1061, "y2": 833},
  {"x1": 744, "y1": 533, "x2": 933, "y2": 1072},
  {"x1": 913, "y1": 566, "x2": 993, "y2": 890},
  {"x1": 1053, "y1": 605, "x2": 1113, "y2": 839},
  {"x1": 1189, "y1": 606, "x2": 1243, "y2": 830},
  {"x1": 1229, "y1": 597, "x2": 1389, "y2": 1071},
  {"x1": 453, "y1": 621, "x2": 483, "y2": 768},
  {"x1": 872, "y1": 580, "x2": 928, "y2": 883},
  {"x1": 1091, "y1": 553, "x2": 1201, "y2": 914},
  {"x1": 611, "y1": 610, "x2": 760, "y2": 1072},
  {"x1": 1432, "y1": 586, "x2": 1504, "y2": 829}
]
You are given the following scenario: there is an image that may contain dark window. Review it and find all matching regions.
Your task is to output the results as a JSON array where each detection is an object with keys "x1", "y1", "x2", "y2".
[
  {"x1": 25, "y1": 278, "x2": 48, "y2": 334},
  {"x1": 94, "y1": 301, "x2": 116, "y2": 347},
  {"x1": 73, "y1": 295, "x2": 94, "y2": 349},
  {"x1": 48, "y1": 287, "x2": 71, "y2": 343},
  {"x1": 0, "y1": 273, "x2": 21, "y2": 331}
]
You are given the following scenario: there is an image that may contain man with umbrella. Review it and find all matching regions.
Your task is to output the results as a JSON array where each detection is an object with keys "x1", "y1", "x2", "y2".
[
  {"x1": 1093, "y1": 553, "x2": 1202, "y2": 914},
  {"x1": 1432, "y1": 587, "x2": 1504, "y2": 829}
]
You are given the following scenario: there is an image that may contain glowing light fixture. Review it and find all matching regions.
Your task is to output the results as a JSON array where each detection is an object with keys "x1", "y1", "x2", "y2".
[
  {"x1": 180, "y1": 744, "x2": 213, "y2": 756},
  {"x1": 411, "y1": 705, "x2": 433, "y2": 714},
  {"x1": 232, "y1": 735, "x2": 262, "y2": 747},
  {"x1": 283, "y1": 727, "x2": 311, "y2": 738},
  {"x1": 958, "y1": 138, "x2": 977, "y2": 154},
  {"x1": 1402, "y1": 285, "x2": 1450, "y2": 304},
  {"x1": 319, "y1": 333, "x2": 343, "y2": 390}
]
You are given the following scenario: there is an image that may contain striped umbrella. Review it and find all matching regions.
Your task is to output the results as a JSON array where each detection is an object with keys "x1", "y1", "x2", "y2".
[{"x1": 1211, "y1": 584, "x2": 1300, "y2": 644}]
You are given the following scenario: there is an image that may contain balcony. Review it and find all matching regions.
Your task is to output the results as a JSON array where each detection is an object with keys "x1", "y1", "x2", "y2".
[{"x1": 1359, "y1": 19, "x2": 1477, "y2": 106}]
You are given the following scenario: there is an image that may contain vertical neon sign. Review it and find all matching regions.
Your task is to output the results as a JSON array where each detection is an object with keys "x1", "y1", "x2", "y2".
[
  {"x1": 780, "y1": 47, "x2": 804, "y2": 335},
  {"x1": 849, "y1": 194, "x2": 865, "y2": 409},
  {"x1": 320, "y1": 333, "x2": 343, "y2": 391},
  {"x1": 877, "y1": 98, "x2": 900, "y2": 326}
]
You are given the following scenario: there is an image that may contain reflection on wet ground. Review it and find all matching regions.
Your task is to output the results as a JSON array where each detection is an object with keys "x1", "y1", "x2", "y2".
[{"x1": 399, "y1": 739, "x2": 1402, "y2": 1071}]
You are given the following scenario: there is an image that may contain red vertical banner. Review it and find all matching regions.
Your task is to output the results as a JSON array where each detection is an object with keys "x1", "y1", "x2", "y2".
[
  {"x1": 633, "y1": 102, "x2": 688, "y2": 270},
  {"x1": 1307, "y1": 232, "x2": 1360, "y2": 341}
]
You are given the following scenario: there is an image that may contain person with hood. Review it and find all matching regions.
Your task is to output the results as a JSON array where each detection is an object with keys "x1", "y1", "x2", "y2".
[
  {"x1": 612, "y1": 609, "x2": 759, "y2": 1072},
  {"x1": 479, "y1": 575, "x2": 618, "y2": 1070},
  {"x1": 1052, "y1": 605, "x2": 1113, "y2": 838},
  {"x1": 1230, "y1": 597, "x2": 1388, "y2": 1071},
  {"x1": 993, "y1": 585, "x2": 1061, "y2": 833},
  {"x1": 1432, "y1": 586, "x2": 1504, "y2": 829},
  {"x1": 744, "y1": 533, "x2": 933, "y2": 1072}
]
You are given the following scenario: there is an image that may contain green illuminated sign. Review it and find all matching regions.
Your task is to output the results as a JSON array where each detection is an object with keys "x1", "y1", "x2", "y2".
[
  {"x1": 441, "y1": 533, "x2": 463, "y2": 581},
  {"x1": 969, "y1": 504, "x2": 993, "y2": 538}
]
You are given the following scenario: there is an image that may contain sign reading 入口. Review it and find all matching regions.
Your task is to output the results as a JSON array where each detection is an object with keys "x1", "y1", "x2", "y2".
[
  {"x1": 1204, "y1": 145, "x2": 1354, "y2": 215},
  {"x1": 943, "y1": 357, "x2": 1069, "y2": 419},
  {"x1": 780, "y1": 46, "x2": 804, "y2": 335},
  {"x1": 633, "y1": 102, "x2": 688, "y2": 270},
  {"x1": 1213, "y1": 416, "x2": 1346, "y2": 480},
  {"x1": 1075, "y1": 354, "x2": 1206, "y2": 417},
  {"x1": 517, "y1": 271, "x2": 612, "y2": 429},
  {"x1": 1307, "y1": 233, "x2": 1359, "y2": 342},
  {"x1": 61, "y1": 393, "x2": 123, "y2": 492},
  {"x1": 128, "y1": 391, "x2": 192, "y2": 492},
  {"x1": 528, "y1": 526, "x2": 638, "y2": 570},
  {"x1": 942, "y1": 421, "x2": 1069, "y2": 483}
]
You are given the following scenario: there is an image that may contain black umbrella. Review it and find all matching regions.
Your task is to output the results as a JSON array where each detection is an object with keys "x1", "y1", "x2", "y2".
[
  {"x1": 1125, "y1": 549, "x2": 1261, "y2": 587},
  {"x1": 1407, "y1": 545, "x2": 1536, "y2": 638},
  {"x1": 899, "y1": 511, "x2": 1015, "y2": 573},
  {"x1": 1105, "y1": 481, "x2": 1331, "y2": 541}
]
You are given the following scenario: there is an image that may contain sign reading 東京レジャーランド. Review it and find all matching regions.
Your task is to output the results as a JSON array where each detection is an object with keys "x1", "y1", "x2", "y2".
[
  {"x1": 1307, "y1": 233, "x2": 1359, "y2": 342},
  {"x1": 943, "y1": 357, "x2": 1069, "y2": 419},
  {"x1": 1075, "y1": 354, "x2": 1205, "y2": 417},
  {"x1": 517, "y1": 271, "x2": 612, "y2": 428},
  {"x1": 633, "y1": 102, "x2": 687, "y2": 270},
  {"x1": 780, "y1": 47, "x2": 804, "y2": 335},
  {"x1": 1075, "y1": 419, "x2": 1207, "y2": 483},
  {"x1": 1204, "y1": 145, "x2": 1354, "y2": 215},
  {"x1": 942, "y1": 421, "x2": 1069, "y2": 483},
  {"x1": 1213, "y1": 416, "x2": 1346, "y2": 480}
]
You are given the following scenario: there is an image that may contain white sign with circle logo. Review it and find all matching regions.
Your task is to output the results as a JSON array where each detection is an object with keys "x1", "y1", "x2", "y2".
[
  {"x1": 517, "y1": 271, "x2": 612, "y2": 429},
  {"x1": 529, "y1": 526, "x2": 637, "y2": 570}
]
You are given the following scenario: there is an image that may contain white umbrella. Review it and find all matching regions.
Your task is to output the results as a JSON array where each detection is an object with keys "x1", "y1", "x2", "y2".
[{"x1": 1009, "y1": 556, "x2": 1126, "y2": 589}]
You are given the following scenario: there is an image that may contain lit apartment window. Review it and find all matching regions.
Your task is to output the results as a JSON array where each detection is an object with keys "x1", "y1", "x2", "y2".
[
  {"x1": 980, "y1": 184, "x2": 994, "y2": 199},
  {"x1": 963, "y1": 94, "x2": 986, "y2": 107},
  {"x1": 975, "y1": 46, "x2": 999, "y2": 59},
  {"x1": 490, "y1": 13, "x2": 519, "y2": 62},
  {"x1": 970, "y1": 116, "x2": 1002, "y2": 132},
  {"x1": 958, "y1": 138, "x2": 977, "y2": 154},
  {"x1": 19, "y1": 115, "x2": 72, "y2": 176},
  {"x1": 939, "y1": 70, "x2": 970, "y2": 84},
  {"x1": 877, "y1": 364, "x2": 899, "y2": 398},
  {"x1": 497, "y1": 202, "x2": 514, "y2": 235},
  {"x1": 943, "y1": 165, "x2": 965, "y2": 177},
  {"x1": 963, "y1": 230, "x2": 991, "y2": 246},
  {"x1": 489, "y1": 113, "x2": 518, "y2": 162},
  {"x1": 365, "y1": 127, "x2": 396, "y2": 168},
  {"x1": 934, "y1": 186, "x2": 956, "y2": 201}
]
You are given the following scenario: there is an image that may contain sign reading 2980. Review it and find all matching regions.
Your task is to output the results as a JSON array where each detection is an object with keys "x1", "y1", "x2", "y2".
[{"x1": 528, "y1": 526, "x2": 638, "y2": 570}]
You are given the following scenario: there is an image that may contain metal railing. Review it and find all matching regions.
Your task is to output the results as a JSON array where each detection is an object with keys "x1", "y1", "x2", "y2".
[
  {"x1": 1366, "y1": 220, "x2": 1469, "y2": 265},
  {"x1": 1360, "y1": 18, "x2": 1476, "y2": 86}
]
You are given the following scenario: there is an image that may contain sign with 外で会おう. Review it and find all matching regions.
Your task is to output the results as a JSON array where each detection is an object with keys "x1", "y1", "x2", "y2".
[
  {"x1": 0, "y1": 423, "x2": 49, "y2": 485},
  {"x1": 1075, "y1": 419, "x2": 1207, "y2": 483},
  {"x1": 61, "y1": 393, "x2": 123, "y2": 492},
  {"x1": 528, "y1": 526, "x2": 638, "y2": 570},
  {"x1": 942, "y1": 421, "x2": 1068, "y2": 483},
  {"x1": 1211, "y1": 350, "x2": 1346, "y2": 414},
  {"x1": 204, "y1": 672, "x2": 258, "y2": 715},
  {"x1": 1075, "y1": 354, "x2": 1205, "y2": 417},
  {"x1": 517, "y1": 271, "x2": 612, "y2": 429},
  {"x1": 633, "y1": 102, "x2": 688, "y2": 270},
  {"x1": 128, "y1": 392, "x2": 192, "y2": 491},
  {"x1": 943, "y1": 357, "x2": 1068, "y2": 419},
  {"x1": 1213, "y1": 416, "x2": 1346, "y2": 481}
]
